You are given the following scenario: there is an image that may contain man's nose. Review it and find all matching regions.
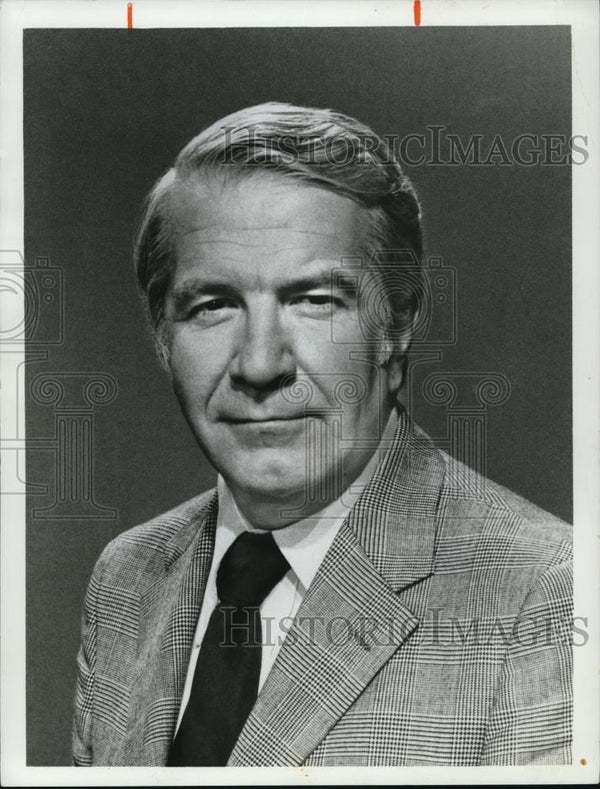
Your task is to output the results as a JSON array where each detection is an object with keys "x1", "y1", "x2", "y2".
[{"x1": 229, "y1": 303, "x2": 295, "y2": 390}]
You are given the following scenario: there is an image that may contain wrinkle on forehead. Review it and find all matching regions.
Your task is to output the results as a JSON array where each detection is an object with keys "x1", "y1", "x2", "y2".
[
  {"x1": 168, "y1": 169, "x2": 371, "y2": 247},
  {"x1": 174, "y1": 226, "x2": 352, "y2": 245}
]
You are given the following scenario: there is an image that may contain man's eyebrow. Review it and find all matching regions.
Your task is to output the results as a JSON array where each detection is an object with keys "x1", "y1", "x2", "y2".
[{"x1": 280, "y1": 272, "x2": 359, "y2": 296}]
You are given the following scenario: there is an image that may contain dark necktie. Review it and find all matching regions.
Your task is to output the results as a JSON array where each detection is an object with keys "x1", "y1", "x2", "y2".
[{"x1": 167, "y1": 531, "x2": 290, "y2": 766}]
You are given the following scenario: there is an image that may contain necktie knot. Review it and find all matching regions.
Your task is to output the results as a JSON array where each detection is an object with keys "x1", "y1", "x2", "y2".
[{"x1": 217, "y1": 531, "x2": 290, "y2": 608}]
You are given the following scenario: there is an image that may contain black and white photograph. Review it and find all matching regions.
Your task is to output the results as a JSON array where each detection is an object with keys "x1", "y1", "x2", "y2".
[{"x1": 1, "y1": 0, "x2": 598, "y2": 784}]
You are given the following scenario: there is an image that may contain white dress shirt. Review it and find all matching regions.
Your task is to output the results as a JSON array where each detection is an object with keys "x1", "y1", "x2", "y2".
[{"x1": 175, "y1": 409, "x2": 398, "y2": 730}]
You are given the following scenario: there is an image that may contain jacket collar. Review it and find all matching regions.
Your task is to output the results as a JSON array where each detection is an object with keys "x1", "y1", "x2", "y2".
[
  {"x1": 160, "y1": 492, "x2": 219, "y2": 570},
  {"x1": 347, "y1": 403, "x2": 445, "y2": 591}
]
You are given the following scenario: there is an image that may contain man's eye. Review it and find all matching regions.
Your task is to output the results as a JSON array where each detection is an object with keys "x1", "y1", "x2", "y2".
[
  {"x1": 291, "y1": 294, "x2": 344, "y2": 311},
  {"x1": 187, "y1": 298, "x2": 236, "y2": 321},
  {"x1": 197, "y1": 298, "x2": 230, "y2": 312}
]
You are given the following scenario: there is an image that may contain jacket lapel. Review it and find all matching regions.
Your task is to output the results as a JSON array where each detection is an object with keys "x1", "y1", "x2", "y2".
[
  {"x1": 229, "y1": 407, "x2": 446, "y2": 766},
  {"x1": 118, "y1": 492, "x2": 218, "y2": 765}
]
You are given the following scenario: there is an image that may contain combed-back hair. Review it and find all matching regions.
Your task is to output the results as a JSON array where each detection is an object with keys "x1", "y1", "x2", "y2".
[{"x1": 134, "y1": 102, "x2": 424, "y2": 353}]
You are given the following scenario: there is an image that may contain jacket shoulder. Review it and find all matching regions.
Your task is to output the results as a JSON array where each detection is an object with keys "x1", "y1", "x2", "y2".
[
  {"x1": 436, "y1": 450, "x2": 572, "y2": 565},
  {"x1": 94, "y1": 488, "x2": 217, "y2": 579}
]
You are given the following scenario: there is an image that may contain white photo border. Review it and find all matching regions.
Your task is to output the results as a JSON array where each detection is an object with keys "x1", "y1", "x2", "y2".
[{"x1": 1, "y1": 0, "x2": 598, "y2": 785}]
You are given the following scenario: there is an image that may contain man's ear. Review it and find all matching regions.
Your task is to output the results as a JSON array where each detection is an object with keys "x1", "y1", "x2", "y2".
[
  {"x1": 381, "y1": 311, "x2": 417, "y2": 395},
  {"x1": 382, "y1": 350, "x2": 404, "y2": 395},
  {"x1": 153, "y1": 327, "x2": 172, "y2": 372}
]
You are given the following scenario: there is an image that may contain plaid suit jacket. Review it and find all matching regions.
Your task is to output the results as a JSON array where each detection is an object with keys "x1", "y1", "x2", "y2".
[{"x1": 73, "y1": 408, "x2": 572, "y2": 766}]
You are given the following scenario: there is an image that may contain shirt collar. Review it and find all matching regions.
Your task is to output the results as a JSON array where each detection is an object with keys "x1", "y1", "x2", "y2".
[{"x1": 216, "y1": 408, "x2": 398, "y2": 592}]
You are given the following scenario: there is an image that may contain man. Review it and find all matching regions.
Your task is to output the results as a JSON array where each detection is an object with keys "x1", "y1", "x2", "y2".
[{"x1": 73, "y1": 102, "x2": 572, "y2": 766}]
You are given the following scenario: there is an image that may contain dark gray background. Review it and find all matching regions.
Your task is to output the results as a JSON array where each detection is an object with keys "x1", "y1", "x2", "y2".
[{"x1": 24, "y1": 27, "x2": 572, "y2": 765}]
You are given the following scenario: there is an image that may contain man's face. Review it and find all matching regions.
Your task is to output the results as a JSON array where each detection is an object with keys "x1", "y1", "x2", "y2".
[{"x1": 163, "y1": 173, "x2": 402, "y2": 526}]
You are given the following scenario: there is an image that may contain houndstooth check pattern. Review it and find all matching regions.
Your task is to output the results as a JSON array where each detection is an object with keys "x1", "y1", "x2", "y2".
[{"x1": 73, "y1": 406, "x2": 572, "y2": 766}]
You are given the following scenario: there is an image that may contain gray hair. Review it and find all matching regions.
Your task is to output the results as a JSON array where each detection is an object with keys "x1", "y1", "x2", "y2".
[{"x1": 134, "y1": 101, "x2": 424, "y2": 355}]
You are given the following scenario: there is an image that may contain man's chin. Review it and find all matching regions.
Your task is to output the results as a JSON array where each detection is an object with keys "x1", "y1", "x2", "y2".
[{"x1": 228, "y1": 469, "x2": 308, "y2": 504}]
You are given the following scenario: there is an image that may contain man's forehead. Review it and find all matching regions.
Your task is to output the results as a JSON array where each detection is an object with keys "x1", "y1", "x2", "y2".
[{"x1": 168, "y1": 170, "x2": 371, "y2": 242}]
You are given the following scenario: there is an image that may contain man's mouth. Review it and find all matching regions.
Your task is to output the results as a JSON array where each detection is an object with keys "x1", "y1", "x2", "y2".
[{"x1": 222, "y1": 415, "x2": 307, "y2": 425}]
